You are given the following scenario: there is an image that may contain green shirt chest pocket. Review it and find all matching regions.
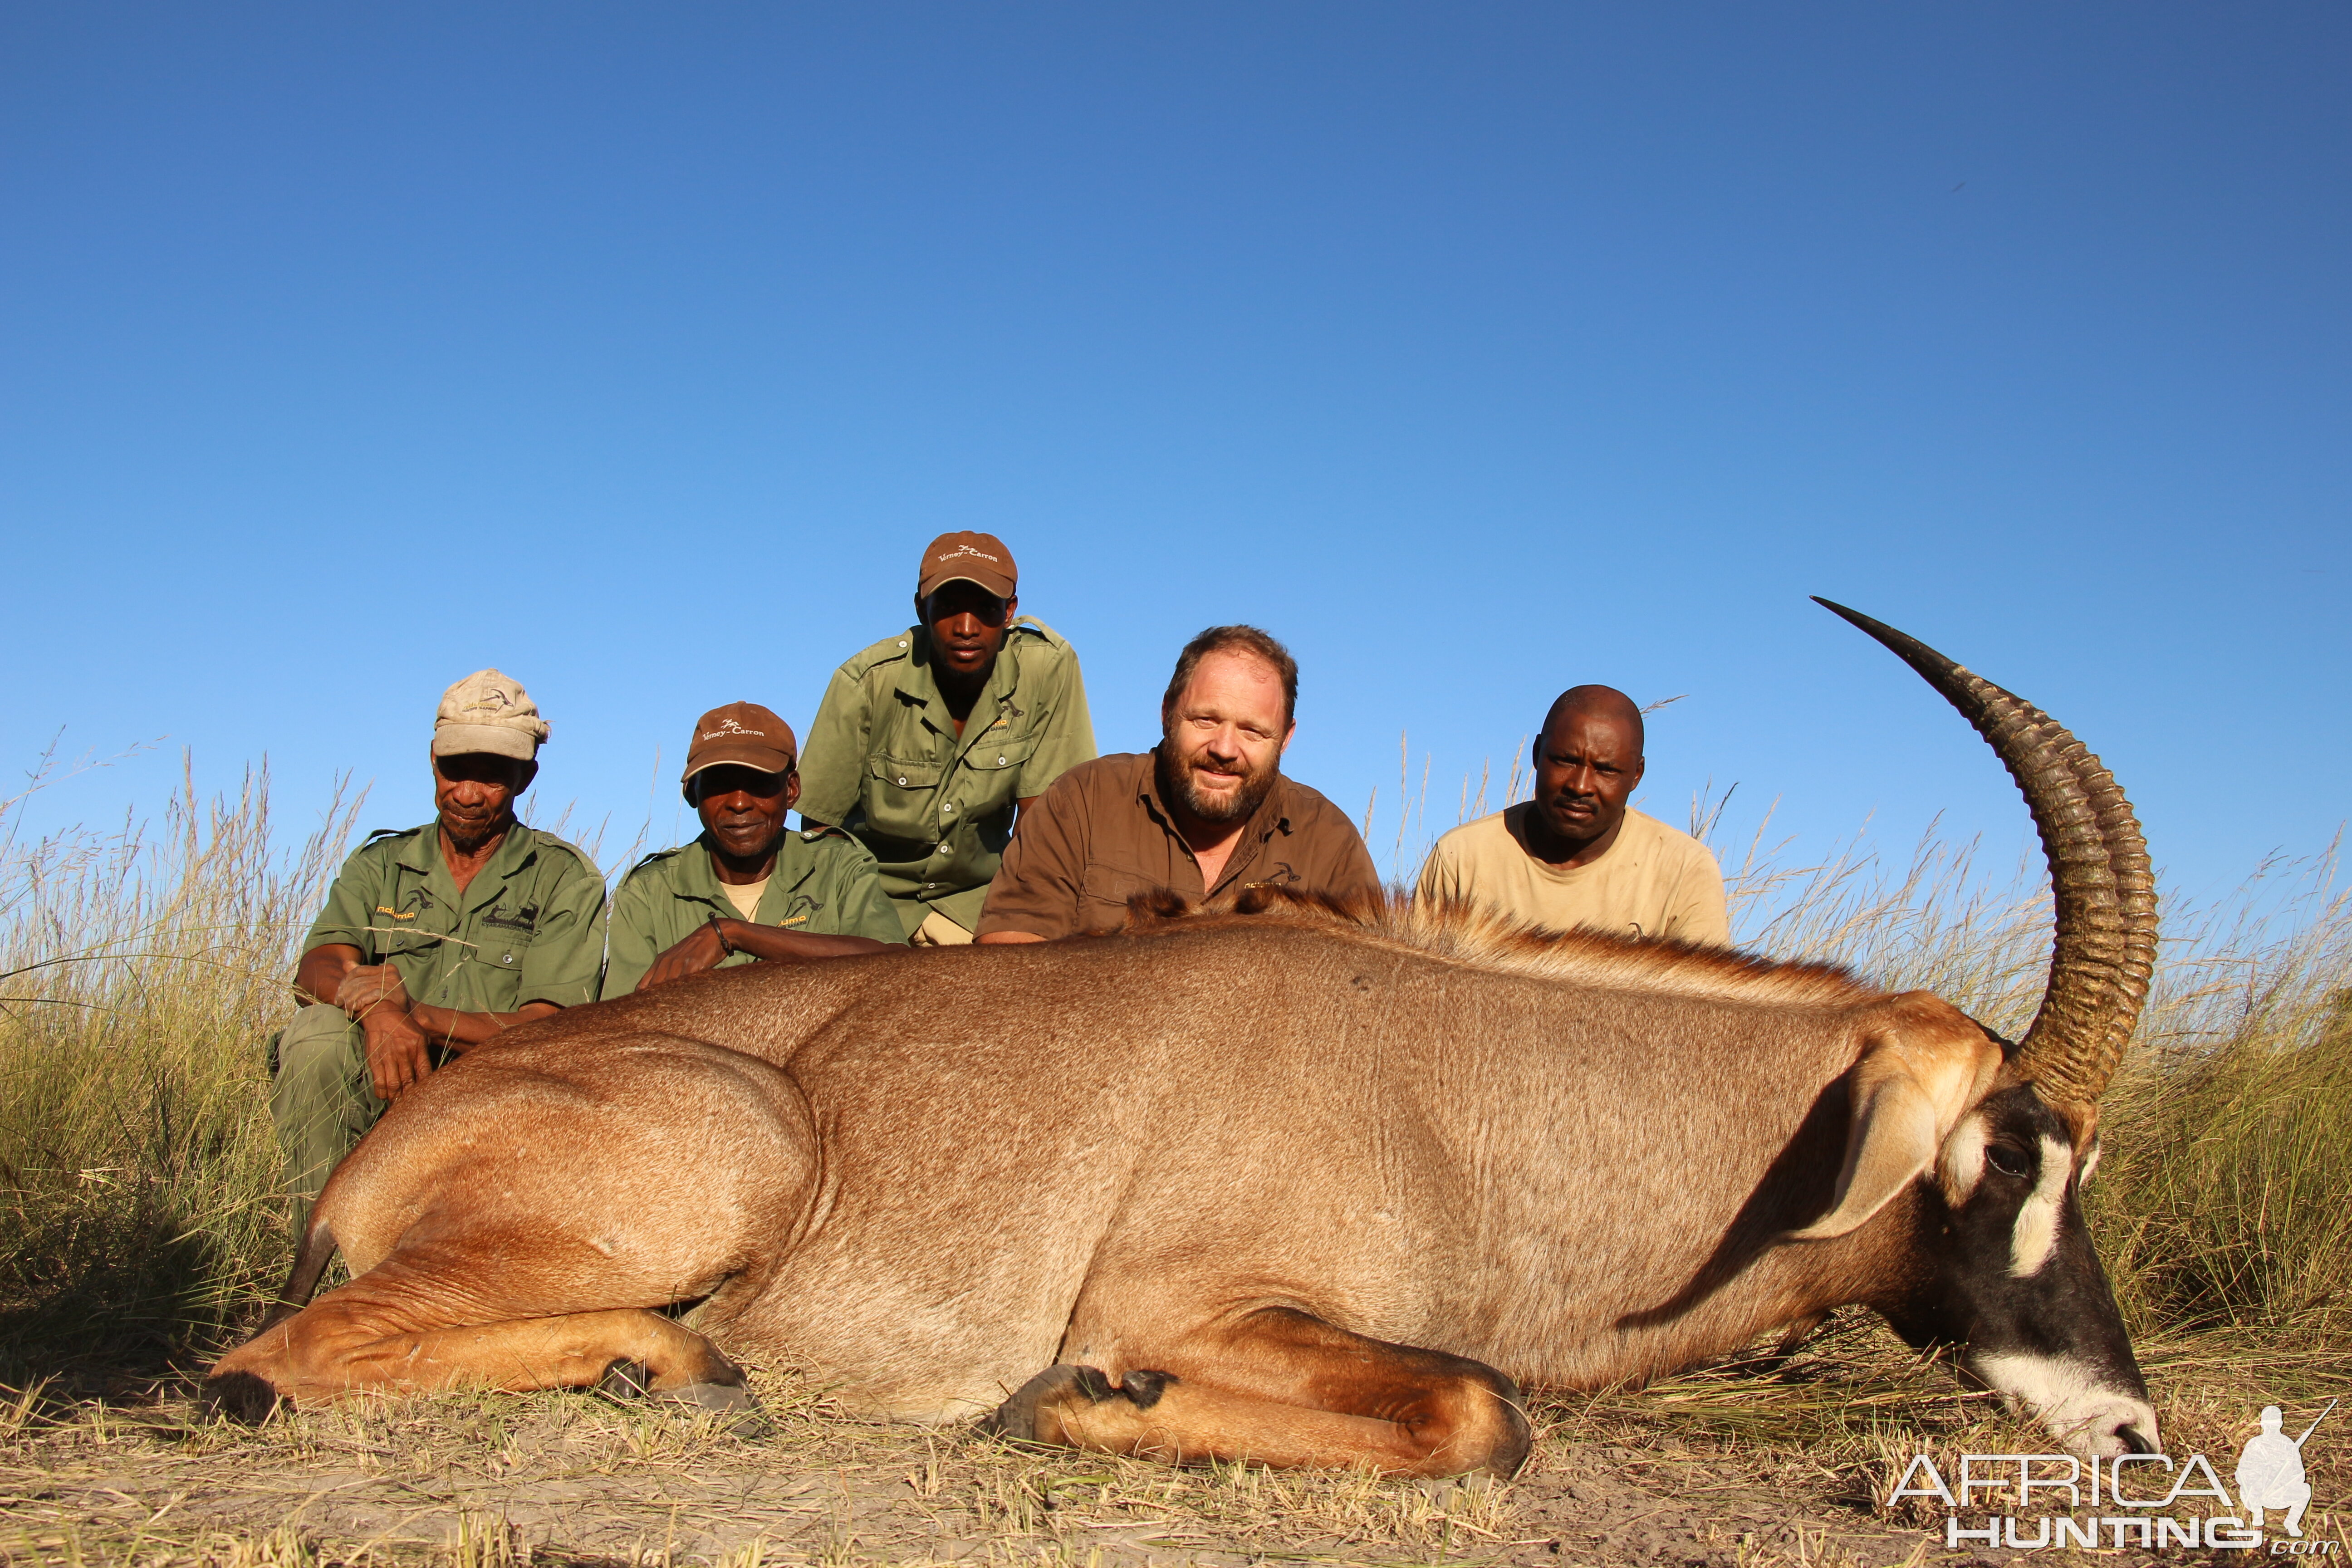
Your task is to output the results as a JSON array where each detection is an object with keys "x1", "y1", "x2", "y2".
[
  {"x1": 863, "y1": 757, "x2": 946, "y2": 843},
  {"x1": 472, "y1": 900, "x2": 542, "y2": 981},
  {"x1": 955, "y1": 735, "x2": 1035, "y2": 827}
]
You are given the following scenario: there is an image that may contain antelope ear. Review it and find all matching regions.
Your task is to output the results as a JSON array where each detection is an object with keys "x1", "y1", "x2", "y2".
[{"x1": 1792, "y1": 1005, "x2": 2003, "y2": 1241}]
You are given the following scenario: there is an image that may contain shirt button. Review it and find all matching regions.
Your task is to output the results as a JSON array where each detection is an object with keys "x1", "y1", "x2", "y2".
[
  {"x1": 996, "y1": 755, "x2": 1007, "y2": 765},
  {"x1": 501, "y1": 955, "x2": 514, "y2": 965},
  {"x1": 897, "y1": 775, "x2": 908, "y2": 786}
]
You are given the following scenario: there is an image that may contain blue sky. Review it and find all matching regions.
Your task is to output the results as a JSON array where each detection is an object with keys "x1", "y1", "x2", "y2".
[{"x1": 3, "y1": 5, "x2": 2345, "y2": 909}]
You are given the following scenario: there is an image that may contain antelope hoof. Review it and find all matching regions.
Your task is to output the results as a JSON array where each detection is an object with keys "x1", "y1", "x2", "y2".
[
  {"x1": 984, "y1": 1364, "x2": 1175, "y2": 1442},
  {"x1": 596, "y1": 1359, "x2": 654, "y2": 1401},
  {"x1": 655, "y1": 1377, "x2": 770, "y2": 1437},
  {"x1": 202, "y1": 1370, "x2": 285, "y2": 1425},
  {"x1": 985, "y1": 1364, "x2": 1107, "y2": 1441}
]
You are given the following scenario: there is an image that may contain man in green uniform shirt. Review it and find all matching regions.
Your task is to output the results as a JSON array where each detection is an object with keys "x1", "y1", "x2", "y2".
[
  {"x1": 797, "y1": 532, "x2": 1097, "y2": 945},
  {"x1": 605, "y1": 701, "x2": 905, "y2": 995},
  {"x1": 274, "y1": 670, "x2": 607, "y2": 1225}
]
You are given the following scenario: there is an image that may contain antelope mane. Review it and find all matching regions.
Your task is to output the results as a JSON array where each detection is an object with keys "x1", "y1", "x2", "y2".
[{"x1": 1114, "y1": 883, "x2": 1876, "y2": 1009}]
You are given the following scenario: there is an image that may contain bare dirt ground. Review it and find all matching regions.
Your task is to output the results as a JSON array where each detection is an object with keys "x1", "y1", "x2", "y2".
[{"x1": 5, "y1": 1317, "x2": 2347, "y2": 1568}]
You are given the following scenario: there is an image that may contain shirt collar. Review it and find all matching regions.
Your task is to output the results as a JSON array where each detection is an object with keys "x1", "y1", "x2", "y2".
[
  {"x1": 896, "y1": 626, "x2": 1026, "y2": 746},
  {"x1": 676, "y1": 831, "x2": 813, "y2": 909},
  {"x1": 392, "y1": 818, "x2": 539, "y2": 907}
]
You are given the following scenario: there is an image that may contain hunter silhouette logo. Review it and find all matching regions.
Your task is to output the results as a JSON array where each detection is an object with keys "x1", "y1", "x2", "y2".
[
  {"x1": 2239, "y1": 1401, "x2": 2332, "y2": 1538},
  {"x1": 1889, "y1": 1400, "x2": 2335, "y2": 1553}
]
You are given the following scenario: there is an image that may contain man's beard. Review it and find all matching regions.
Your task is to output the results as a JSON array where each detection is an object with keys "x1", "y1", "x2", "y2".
[{"x1": 1159, "y1": 740, "x2": 1279, "y2": 825}]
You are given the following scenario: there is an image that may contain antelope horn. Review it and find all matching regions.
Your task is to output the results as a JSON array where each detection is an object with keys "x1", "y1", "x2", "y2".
[{"x1": 1813, "y1": 599, "x2": 2157, "y2": 1108}]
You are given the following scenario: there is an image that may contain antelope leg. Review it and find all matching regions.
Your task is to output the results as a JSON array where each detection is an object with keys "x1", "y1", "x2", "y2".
[
  {"x1": 990, "y1": 1307, "x2": 1530, "y2": 1478},
  {"x1": 206, "y1": 1266, "x2": 747, "y2": 1418}
]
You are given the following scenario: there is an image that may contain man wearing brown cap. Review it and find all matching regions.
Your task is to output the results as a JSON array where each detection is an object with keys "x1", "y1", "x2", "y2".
[
  {"x1": 797, "y1": 532, "x2": 1097, "y2": 944},
  {"x1": 272, "y1": 670, "x2": 608, "y2": 1228},
  {"x1": 604, "y1": 702, "x2": 906, "y2": 996},
  {"x1": 975, "y1": 625, "x2": 1381, "y2": 941}
]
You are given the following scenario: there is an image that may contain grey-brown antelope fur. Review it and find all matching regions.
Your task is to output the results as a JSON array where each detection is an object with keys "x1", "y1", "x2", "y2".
[{"x1": 211, "y1": 600, "x2": 2160, "y2": 1478}]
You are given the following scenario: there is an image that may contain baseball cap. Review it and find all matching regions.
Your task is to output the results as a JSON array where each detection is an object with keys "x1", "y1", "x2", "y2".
[
  {"x1": 432, "y1": 670, "x2": 549, "y2": 760},
  {"x1": 916, "y1": 531, "x2": 1017, "y2": 600},
  {"x1": 682, "y1": 701, "x2": 798, "y2": 784}
]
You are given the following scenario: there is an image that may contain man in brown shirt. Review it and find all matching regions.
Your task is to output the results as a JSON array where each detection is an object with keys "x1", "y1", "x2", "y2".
[{"x1": 975, "y1": 626, "x2": 1382, "y2": 941}]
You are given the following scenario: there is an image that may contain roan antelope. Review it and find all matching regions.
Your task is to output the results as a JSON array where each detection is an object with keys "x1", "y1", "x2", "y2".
[{"x1": 209, "y1": 600, "x2": 2159, "y2": 1477}]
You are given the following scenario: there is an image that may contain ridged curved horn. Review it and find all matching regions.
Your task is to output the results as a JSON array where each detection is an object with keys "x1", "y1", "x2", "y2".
[{"x1": 1813, "y1": 599, "x2": 2157, "y2": 1107}]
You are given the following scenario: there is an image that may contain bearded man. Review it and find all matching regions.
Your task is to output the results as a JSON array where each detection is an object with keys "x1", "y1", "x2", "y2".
[{"x1": 975, "y1": 625, "x2": 1380, "y2": 941}]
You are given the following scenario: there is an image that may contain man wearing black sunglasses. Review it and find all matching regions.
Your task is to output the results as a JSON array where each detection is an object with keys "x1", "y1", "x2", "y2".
[
  {"x1": 603, "y1": 702, "x2": 905, "y2": 995},
  {"x1": 797, "y1": 533, "x2": 1098, "y2": 945}
]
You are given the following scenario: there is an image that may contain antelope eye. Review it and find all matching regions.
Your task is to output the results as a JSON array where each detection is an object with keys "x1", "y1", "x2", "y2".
[{"x1": 1987, "y1": 1143, "x2": 2031, "y2": 1179}]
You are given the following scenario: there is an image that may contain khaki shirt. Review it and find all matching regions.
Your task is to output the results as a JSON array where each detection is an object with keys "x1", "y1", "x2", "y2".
[
  {"x1": 603, "y1": 828, "x2": 906, "y2": 996},
  {"x1": 1414, "y1": 804, "x2": 1731, "y2": 947},
  {"x1": 975, "y1": 749, "x2": 1383, "y2": 940},
  {"x1": 303, "y1": 822, "x2": 608, "y2": 1013},
  {"x1": 798, "y1": 618, "x2": 1096, "y2": 936}
]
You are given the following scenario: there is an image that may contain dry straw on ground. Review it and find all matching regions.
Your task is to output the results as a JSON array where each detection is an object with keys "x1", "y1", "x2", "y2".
[{"x1": 3, "y1": 750, "x2": 2348, "y2": 1564}]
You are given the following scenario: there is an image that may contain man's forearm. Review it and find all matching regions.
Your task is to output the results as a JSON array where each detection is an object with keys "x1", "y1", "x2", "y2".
[
  {"x1": 717, "y1": 921, "x2": 893, "y2": 964},
  {"x1": 406, "y1": 1001, "x2": 563, "y2": 1049},
  {"x1": 975, "y1": 929, "x2": 1047, "y2": 945},
  {"x1": 294, "y1": 943, "x2": 362, "y2": 1006}
]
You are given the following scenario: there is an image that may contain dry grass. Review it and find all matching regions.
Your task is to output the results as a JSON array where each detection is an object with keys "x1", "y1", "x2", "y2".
[
  {"x1": 4, "y1": 1321, "x2": 2344, "y2": 1565},
  {"x1": 0, "y1": 750, "x2": 358, "y2": 1384},
  {"x1": 2, "y1": 1367, "x2": 1525, "y2": 1566},
  {"x1": 4, "y1": 754, "x2": 2350, "y2": 1563}
]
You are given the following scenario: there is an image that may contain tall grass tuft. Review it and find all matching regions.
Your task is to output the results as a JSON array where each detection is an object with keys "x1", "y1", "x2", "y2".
[
  {"x1": 2094, "y1": 865, "x2": 2352, "y2": 1337},
  {"x1": 0, "y1": 755, "x2": 358, "y2": 1383}
]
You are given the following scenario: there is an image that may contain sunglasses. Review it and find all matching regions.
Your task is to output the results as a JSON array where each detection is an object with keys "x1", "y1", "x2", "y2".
[{"x1": 923, "y1": 588, "x2": 1010, "y2": 627}]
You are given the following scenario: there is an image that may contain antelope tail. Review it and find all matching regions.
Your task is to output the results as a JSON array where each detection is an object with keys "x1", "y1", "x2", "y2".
[{"x1": 258, "y1": 1216, "x2": 340, "y2": 1332}]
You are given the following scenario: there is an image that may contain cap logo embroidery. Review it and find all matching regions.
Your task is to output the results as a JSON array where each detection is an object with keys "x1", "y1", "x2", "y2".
[
  {"x1": 699, "y1": 718, "x2": 767, "y2": 740},
  {"x1": 933, "y1": 544, "x2": 1002, "y2": 564}
]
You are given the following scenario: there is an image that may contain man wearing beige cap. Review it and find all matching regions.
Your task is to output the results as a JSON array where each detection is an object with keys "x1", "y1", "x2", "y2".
[
  {"x1": 604, "y1": 702, "x2": 905, "y2": 996},
  {"x1": 271, "y1": 670, "x2": 608, "y2": 1228},
  {"x1": 798, "y1": 532, "x2": 1097, "y2": 944}
]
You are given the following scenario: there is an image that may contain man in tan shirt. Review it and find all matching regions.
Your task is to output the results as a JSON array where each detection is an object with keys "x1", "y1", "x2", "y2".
[
  {"x1": 976, "y1": 626, "x2": 1382, "y2": 941},
  {"x1": 1416, "y1": 685, "x2": 1730, "y2": 946}
]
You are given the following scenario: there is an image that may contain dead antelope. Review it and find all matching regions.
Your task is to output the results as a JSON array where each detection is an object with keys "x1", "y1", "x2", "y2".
[{"x1": 210, "y1": 600, "x2": 2159, "y2": 1478}]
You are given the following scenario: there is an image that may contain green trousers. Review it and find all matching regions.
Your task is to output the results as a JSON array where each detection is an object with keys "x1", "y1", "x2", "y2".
[{"x1": 269, "y1": 1003, "x2": 384, "y2": 1211}]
